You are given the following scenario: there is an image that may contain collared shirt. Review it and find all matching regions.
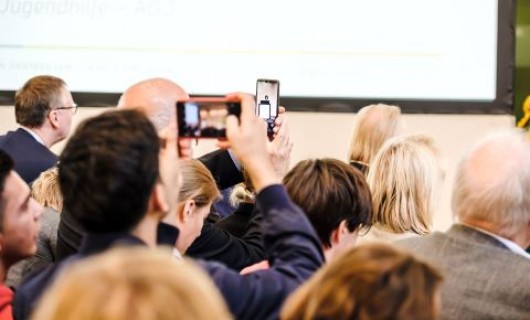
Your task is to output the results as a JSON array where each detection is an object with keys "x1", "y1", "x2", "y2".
[
  {"x1": 20, "y1": 127, "x2": 45, "y2": 146},
  {"x1": 461, "y1": 223, "x2": 530, "y2": 260}
]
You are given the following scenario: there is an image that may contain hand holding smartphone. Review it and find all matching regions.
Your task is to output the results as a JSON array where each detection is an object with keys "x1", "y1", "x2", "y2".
[
  {"x1": 176, "y1": 98, "x2": 241, "y2": 139},
  {"x1": 255, "y1": 79, "x2": 280, "y2": 138}
]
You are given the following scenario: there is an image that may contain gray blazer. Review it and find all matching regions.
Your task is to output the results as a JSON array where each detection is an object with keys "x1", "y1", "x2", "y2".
[
  {"x1": 5, "y1": 208, "x2": 59, "y2": 289},
  {"x1": 397, "y1": 224, "x2": 530, "y2": 320}
]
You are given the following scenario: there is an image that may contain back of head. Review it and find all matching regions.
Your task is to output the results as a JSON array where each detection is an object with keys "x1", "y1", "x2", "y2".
[
  {"x1": 283, "y1": 158, "x2": 373, "y2": 247},
  {"x1": 178, "y1": 159, "x2": 220, "y2": 206},
  {"x1": 15, "y1": 75, "x2": 67, "y2": 128},
  {"x1": 368, "y1": 135, "x2": 443, "y2": 235},
  {"x1": 31, "y1": 167, "x2": 62, "y2": 212},
  {"x1": 59, "y1": 109, "x2": 159, "y2": 233},
  {"x1": 0, "y1": 150, "x2": 15, "y2": 224},
  {"x1": 452, "y1": 129, "x2": 530, "y2": 239},
  {"x1": 348, "y1": 104, "x2": 402, "y2": 166},
  {"x1": 31, "y1": 247, "x2": 233, "y2": 320},
  {"x1": 117, "y1": 78, "x2": 189, "y2": 132},
  {"x1": 281, "y1": 243, "x2": 443, "y2": 320}
]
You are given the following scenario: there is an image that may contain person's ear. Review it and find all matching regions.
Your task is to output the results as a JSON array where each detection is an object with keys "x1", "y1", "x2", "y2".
[
  {"x1": 48, "y1": 110, "x2": 60, "y2": 129},
  {"x1": 330, "y1": 220, "x2": 350, "y2": 247},
  {"x1": 179, "y1": 199, "x2": 196, "y2": 223},
  {"x1": 151, "y1": 182, "x2": 169, "y2": 217}
]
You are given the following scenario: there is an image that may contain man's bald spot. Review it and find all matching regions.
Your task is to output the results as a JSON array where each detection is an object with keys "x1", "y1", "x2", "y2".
[{"x1": 117, "y1": 78, "x2": 189, "y2": 131}]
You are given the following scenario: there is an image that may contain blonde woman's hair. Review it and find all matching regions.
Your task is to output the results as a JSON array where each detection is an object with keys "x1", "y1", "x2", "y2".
[
  {"x1": 31, "y1": 167, "x2": 62, "y2": 212},
  {"x1": 367, "y1": 135, "x2": 443, "y2": 235},
  {"x1": 281, "y1": 243, "x2": 443, "y2": 320},
  {"x1": 348, "y1": 104, "x2": 402, "y2": 172},
  {"x1": 179, "y1": 159, "x2": 221, "y2": 207},
  {"x1": 229, "y1": 168, "x2": 255, "y2": 207},
  {"x1": 31, "y1": 247, "x2": 233, "y2": 320}
]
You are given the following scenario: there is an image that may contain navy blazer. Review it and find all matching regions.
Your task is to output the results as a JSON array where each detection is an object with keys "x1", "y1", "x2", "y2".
[
  {"x1": 13, "y1": 225, "x2": 179, "y2": 320},
  {"x1": 0, "y1": 128, "x2": 58, "y2": 184},
  {"x1": 199, "y1": 185, "x2": 325, "y2": 320}
]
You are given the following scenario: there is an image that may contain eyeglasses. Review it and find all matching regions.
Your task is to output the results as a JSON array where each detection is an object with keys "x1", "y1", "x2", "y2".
[{"x1": 55, "y1": 104, "x2": 78, "y2": 114}]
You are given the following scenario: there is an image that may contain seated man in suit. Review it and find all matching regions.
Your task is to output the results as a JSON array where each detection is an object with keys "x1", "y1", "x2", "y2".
[
  {"x1": 0, "y1": 75, "x2": 76, "y2": 184},
  {"x1": 397, "y1": 129, "x2": 530, "y2": 320},
  {"x1": 0, "y1": 150, "x2": 43, "y2": 319}
]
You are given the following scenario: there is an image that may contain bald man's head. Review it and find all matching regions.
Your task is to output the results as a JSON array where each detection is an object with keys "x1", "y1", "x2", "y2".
[{"x1": 118, "y1": 78, "x2": 189, "y2": 132}]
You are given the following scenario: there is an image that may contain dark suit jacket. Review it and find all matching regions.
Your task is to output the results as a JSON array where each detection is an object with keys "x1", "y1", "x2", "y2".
[
  {"x1": 216, "y1": 202, "x2": 254, "y2": 238},
  {"x1": 397, "y1": 224, "x2": 530, "y2": 320},
  {"x1": 198, "y1": 185, "x2": 325, "y2": 320},
  {"x1": 13, "y1": 226, "x2": 179, "y2": 320},
  {"x1": 0, "y1": 128, "x2": 58, "y2": 184},
  {"x1": 187, "y1": 203, "x2": 264, "y2": 270}
]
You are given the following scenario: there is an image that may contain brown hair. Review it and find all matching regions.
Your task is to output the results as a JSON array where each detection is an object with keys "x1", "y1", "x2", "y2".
[
  {"x1": 281, "y1": 243, "x2": 443, "y2": 320},
  {"x1": 31, "y1": 167, "x2": 62, "y2": 212},
  {"x1": 15, "y1": 75, "x2": 67, "y2": 127},
  {"x1": 31, "y1": 247, "x2": 233, "y2": 320},
  {"x1": 178, "y1": 159, "x2": 220, "y2": 207},
  {"x1": 283, "y1": 159, "x2": 372, "y2": 247}
]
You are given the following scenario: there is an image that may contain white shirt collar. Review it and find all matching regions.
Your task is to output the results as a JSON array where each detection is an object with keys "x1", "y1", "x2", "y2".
[
  {"x1": 461, "y1": 223, "x2": 530, "y2": 260},
  {"x1": 20, "y1": 127, "x2": 45, "y2": 146}
]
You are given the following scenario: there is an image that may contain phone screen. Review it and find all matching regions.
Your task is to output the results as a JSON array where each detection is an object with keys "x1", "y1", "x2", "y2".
[
  {"x1": 256, "y1": 79, "x2": 279, "y2": 119},
  {"x1": 177, "y1": 99, "x2": 241, "y2": 138}
]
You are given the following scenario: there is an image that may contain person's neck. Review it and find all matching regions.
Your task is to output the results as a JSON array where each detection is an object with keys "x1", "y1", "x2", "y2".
[
  {"x1": 461, "y1": 218, "x2": 529, "y2": 249},
  {"x1": 27, "y1": 126, "x2": 59, "y2": 148},
  {"x1": 130, "y1": 215, "x2": 159, "y2": 248}
]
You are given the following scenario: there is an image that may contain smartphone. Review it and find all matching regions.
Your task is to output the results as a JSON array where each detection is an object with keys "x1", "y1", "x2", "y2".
[
  {"x1": 176, "y1": 98, "x2": 241, "y2": 138},
  {"x1": 255, "y1": 79, "x2": 279, "y2": 137}
]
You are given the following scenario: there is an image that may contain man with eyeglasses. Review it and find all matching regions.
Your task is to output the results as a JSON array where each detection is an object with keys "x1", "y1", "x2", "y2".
[{"x1": 0, "y1": 75, "x2": 76, "y2": 184}]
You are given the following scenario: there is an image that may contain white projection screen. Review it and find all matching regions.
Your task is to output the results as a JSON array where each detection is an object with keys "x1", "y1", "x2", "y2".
[{"x1": 0, "y1": 0, "x2": 514, "y2": 113}]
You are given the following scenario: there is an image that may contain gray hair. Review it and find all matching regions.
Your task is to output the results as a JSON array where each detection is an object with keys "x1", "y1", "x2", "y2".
[{"x1": 452, "y1": 129, "x2": 530, "y2": 238}]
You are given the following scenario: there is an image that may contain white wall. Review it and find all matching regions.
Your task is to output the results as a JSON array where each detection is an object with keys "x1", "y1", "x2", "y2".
[{"x1": 0, "y1": 106, "x2": 514, "y2": 232}]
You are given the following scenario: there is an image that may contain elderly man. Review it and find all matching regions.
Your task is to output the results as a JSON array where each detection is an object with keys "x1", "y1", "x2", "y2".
[
  {"x1": 397, "y1": 130, "x2": 530, "y2": 320},
  {"x1": 0, "y1": 75, "x2": 76, "y2": 184}
]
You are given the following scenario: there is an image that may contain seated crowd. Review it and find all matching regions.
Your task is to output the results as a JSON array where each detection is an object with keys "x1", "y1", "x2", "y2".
[{"x1": 0, "y1": 75, "x2": 528, "y2": 320}]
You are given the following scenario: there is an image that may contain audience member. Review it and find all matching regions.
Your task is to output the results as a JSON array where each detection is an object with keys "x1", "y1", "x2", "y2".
[
  {"x1": 0, "y1": 76, "x2": 75, "y2": 184},
  {"x1": 0, "y1": 150, "x2": 43, "y2": 319},
  {"x1": 347, "y1": 103, "x2": 402, "y2": 175},
  {"x1": 165, "y1": 159, "x2": 220, "y2": 256},
  {"x1": 397, "y1": 129, "x2": 530, "y2": 320},
  {"x1": 194, "y1": 93, "x2": 324, "y2": 320},
  {"x1": 6, "y1": 167, "x2": 63, "y2": 289},
  {"x1": 29, "y1": 167, "x2": 62, "y2": 212},
  {"x1": 284, "y1": 158, "x2": 373, "y2": 261},
  {"x1": 13, "y1": 109, "x2": 181, "y2": 320},
  {"x1": 281, "y1": 243, "x2": 443, "y2": 320},
  {"x1": 31, "y1": 247, "x2": 232, "y2": 320},
  {"x1": 360, "y1": 134, "x2": 444, "y2": 243}
]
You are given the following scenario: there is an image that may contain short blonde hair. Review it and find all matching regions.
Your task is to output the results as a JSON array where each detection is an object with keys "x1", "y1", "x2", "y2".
[
  {"x1": 31, "y1": 247, "x2": 233, "y2": 320},
  {"x1": 31, "y1": 167, "x2": 62, "y2": 212},
  {"x1": 348, "y1": 104, "x2": 402, "y2": 172},
  {"x1": 367, "y1": 135, "x2": 443, "y2": 234},
  {"x1": 179, "y1": 159, "x2": 221, "y2": 207},
  {"x1": 281, "y1": 243, "x2": 443, "y2": 320}
]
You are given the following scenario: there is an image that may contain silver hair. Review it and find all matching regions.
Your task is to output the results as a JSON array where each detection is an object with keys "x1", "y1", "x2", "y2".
[{"x1": 452, "y1": 129, "x2": 530, "y2": 238}]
